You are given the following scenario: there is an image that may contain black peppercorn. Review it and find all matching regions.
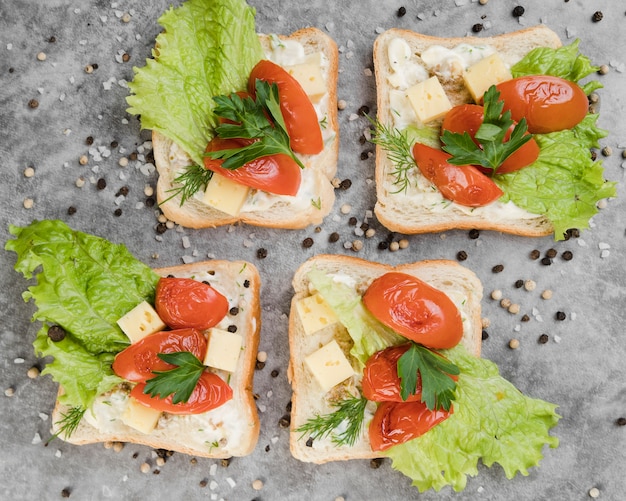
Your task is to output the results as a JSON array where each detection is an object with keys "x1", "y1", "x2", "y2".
[
  {"x1": 472, "y1": 23, "x2": 483, "y2": 33},
  {"x1": 67, "y1": 206, "x2": 77, "y2": 215},
  {"x1": 271, "y1": 369, "x2": 280, "y2": 378},
  {"x1": 468, "y1": 229, "x2": 480, "y2": 239},
  {"x1": 243, "y1": 279, "x2": 250, "y2": 288},
  {"x1": 227, "y1": 325, "x2": 237, "y2": 333},
  {"x1": 541, "y1": 257, "x2": 552, "y2": 266},
  {"x1": 348, "y1": 216, "x2": 357, "y2": 226},
  {"x1": 302, "y1": 237, "x2": 314, "y2": 248},
  {"x1": 370, "y1": 458, "x2": 384, "y2": 469},
  {"x1": 592, "y1": 11, "x2": 603, "y2": 22},
  {"x1": 616, "y1": 417, "x2": 626, "y2": 426},
  {"x1": 229, "y1": 307, "x2": 239, "y2": 316},
  {"x1": 113, "y1": 208, "x2": 122, "y2": 217},
  {"x1": 512, "y1": 6, "x2": 525, "y2": 17},
  {"x1": 339, "y1": 179, "x2": 352, "y2": 190},
  {"x1": 538, "y1": 333, "x2": 549, "y2": 344},
  {"x1": 47, "y1": 325, "x2": 66, "y2": 342},
  {"x1": 257, "y1": 248, "x2": 268, "y2": 259},
  {"x1": 457, "y1": 250, "x2": 468, "y2": 261},
  {"x1": 514, "y1": 279, "x2": 524, "y2": 288},
  {"x1": 561, "y1": 250, "x2": 573, "y2": 261},
  {"x1": 530, "y1": 249, "x2": 541, "y2": 260},
  {"x1": 306, "y1": 437, "x2": 314, "y2": 447},
  {"x1": 555, "y1": 311, "x2": 566, "y2": 321},
  {"x1": 397, "y1": 6, "x2": 406, "y2": 17},
  {"x1": 492, "y1": 264, "x2": 504, "y2": 273},
  {"x1": 278, "y1": 414, "x2": 291, "y2": 428},
  {"x1": 358, "y1": 105, "x2": 370, "y2": 115},
  {"x1": 329, "y1": 232, "x2": 340, "y2": 243},
  {"x1": 546, "y1": 248, "x2": 557, "y2": 258},
  {"x1": 156, "y1": 222, "x2": 167, "y2": 234},
  {"x1": 96, "y1": 178, "x2": 107, "y2": 190},
  {"x1": 481, "y1": 330, "x2": 489, "y2": 340},
  {"x1": 378, "y1": 241, "x2": 389, "y2": 250}
]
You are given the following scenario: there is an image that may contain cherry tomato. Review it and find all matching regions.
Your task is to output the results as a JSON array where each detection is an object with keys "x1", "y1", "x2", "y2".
[
  {"x1": 204, "y1": 137, "x2": 302, "y2": 196},
  {"x1": 248, "y1": 59, "x2": 323, "y2": 155},
  {"x1": 412, "y1": 143, "x2": 503, "y2": 207},
  {"x1": 130, "y1": 371, "x2": 233, "y2": 415},
  {"x1": 495, "y1": 75, "x2": 588, "y2": 134},
  {"x1": 441, "y1": 104, "x2": 540, "y2": 174},
  {"x1": 112, "y1": 328, "x2": 207, "y2": 382},
  {"x1": 369, "y1": 400, "x2": 453, "y2": 451},
  {"x1": 155, "y1": 277, "x2": 229, "y2": 331},
  {"x1": 361, "y1": 343, "x2": 457, "y2": 402},
  {"x1": 363, "y1": 272, "x2": 463, "y2": 350}
]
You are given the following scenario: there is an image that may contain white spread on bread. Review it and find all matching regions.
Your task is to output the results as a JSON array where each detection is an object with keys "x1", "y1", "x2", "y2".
[{"x1": 383, "y1": 36, "x2": 539, "y2": 221}]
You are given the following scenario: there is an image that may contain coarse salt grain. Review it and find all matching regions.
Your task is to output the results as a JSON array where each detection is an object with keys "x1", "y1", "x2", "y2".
[
  {"x1": 32, "y1": 433, "x2": 42, "y2": 444},
  {"x1": 182, "y1": 236, "x2": 191, "y2": 249},
  {"x1": 226, "y1": 477, "x2": 236, "y2": 488},
  {"x1": 209, "y1": 463, "x2": 218, "y2": 476},
  {"x1": 554, "y1": 335, "x2": 561, "y2": 343},
  {"x1": 209, "y1": 480, "x2": 218, "y2": 490}
]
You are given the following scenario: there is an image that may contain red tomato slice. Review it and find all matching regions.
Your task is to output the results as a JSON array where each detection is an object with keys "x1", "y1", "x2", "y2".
[
  {"x1": 130, "y1": 371, "x2": 233, "y2": 415},
  {"x1": 412, "y1": 143, "x2": 504, "y2": 207},
  {"x1": 369, "y1": 400, "x2": 453, "y2": 451},
  {"x1": 441, "y1": 104, "x2": 540, "y2": 174},
  {"x1": 248, "y1": 59, "x2": 323, "y2": 155},
  {"x1": 363, "y1": 272, "x2": 463, "y2": 350},
  {"x1": 155, "y1": 277, "x2": 228, "y2": 331},
  {"x1": 495, "y1": 75, "x2": 588, "y2": 134},
  {"x1": 204, "y1": 137, "x2": 301, "y2": 196},
  {"x1": 112, "y1": 328, "x2": 207, "y2": 382},
  {"x1": 362, "y1": 343, "x2": 457, "y2": 402}
]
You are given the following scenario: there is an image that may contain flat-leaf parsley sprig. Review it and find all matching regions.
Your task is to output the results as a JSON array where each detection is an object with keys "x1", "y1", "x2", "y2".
[
  {"x1": 441, "y1": 85, "x2": 533, "y2": 173},
  {"x1": 144, "y1": 351, "x2": 205, "y2": 404}
]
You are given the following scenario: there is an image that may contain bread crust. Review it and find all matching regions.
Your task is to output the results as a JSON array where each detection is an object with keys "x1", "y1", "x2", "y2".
[
  {"x1": 51, "y1": 260, "x2": 261, "y2": 458},
  {"x1": 288, "y1": 255, "x2": 483, "y2": 463},
  {"x1": 153, "y1": 28, "x2": 339, "y2": 229},
  {"x1": 373, "y1": 25, "x2": 562, "y2": 237}
]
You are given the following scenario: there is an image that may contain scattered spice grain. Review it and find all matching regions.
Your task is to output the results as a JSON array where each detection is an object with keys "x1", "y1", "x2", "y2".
[
  {"x1": 256, "y1": 248, "x2": 268, "y2": 259},
  {"x1": 397, "y1": 6, "x2": 406, "y2": 17},
  {"x1": 509, "y1": 338, "x2": 520, "y2": 349},
  {"x1": 456, "y1": 250, "x2": 468, "y2": 261},
  {"x1": 538, "y1": 334, "x2": 549, "y2": 344},
  {"x1": 302, "y1": 237, "x2": 314, "y2": 248},
  {"x1": 555, "y1": 311, "x2": 566, "y2": 321},
  {"x1": 592, "y1": 11, "x2": 603, "y2": 22},
  {"x1": 512, "y1": 6, "x2": 525, "y2": 17},
  {"x1": 329, "y1": 232, "x2": 340, "y2": 243},
  {"x1": 492, "y1": 264, "x2": 504, "y2": 273},
  {"x1": 530, "y1": 249, "x2": 541, "y2": 260}
]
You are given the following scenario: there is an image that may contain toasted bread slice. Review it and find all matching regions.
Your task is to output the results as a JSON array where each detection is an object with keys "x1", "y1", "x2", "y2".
[
  {"x1": 288, "y1": 255, "x2": 483, "y2": 463},
  {"x1": 51, "y1": 260, "x2": 261, "y2": 458},
  {"x1": 373, "y1": 25, "x2": 562, "y2": 236},
  {"x1": 153, "y1": 27, "x2": 339, "y2": 229}
]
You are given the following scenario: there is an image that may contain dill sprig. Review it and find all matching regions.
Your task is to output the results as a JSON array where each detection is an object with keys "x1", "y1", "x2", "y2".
[
  {"x1": 161, "y1": 164, "x2": 213, "y2": 206},
  {"x1": 48, "y1": 406, "x2": 86, "y2": 443},
  {"x1": 295, "y1": 395, "x2": 368, "y2": 447},
  {"x1": 367, "y1": 117, "x2": 416, "y2": 194}
]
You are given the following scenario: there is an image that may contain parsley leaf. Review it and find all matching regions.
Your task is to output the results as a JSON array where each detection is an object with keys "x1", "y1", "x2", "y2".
[
  {"x1": 397, "y1": 343, "x2": 459, "y2": 411},
  {"x1": 441, "y1": 85, "x2": 533, "y2": 173},
  {"x1": 206, "y1": 80, "x2": 305, "y2": 170},
  {"x1": 295, "y1": 394, "x2": 368, "y2": 447},
  {"x1": 143, "y1": 351, "x2": 205, "y2": 404}
]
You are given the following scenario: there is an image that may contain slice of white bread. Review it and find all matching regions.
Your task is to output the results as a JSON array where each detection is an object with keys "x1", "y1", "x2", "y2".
[
  {"x1": 288, "y1": 254, "x2": 483, "y2": 463},
  {"x1": 51, "y1": 260, "x2": 261, "y2": 458},
  {"x1": 153, "y1": 28, "x2": 339, "y2": 229},
  {"x1": 373, "y1": 25, "x2": 562, "y2": 236}
]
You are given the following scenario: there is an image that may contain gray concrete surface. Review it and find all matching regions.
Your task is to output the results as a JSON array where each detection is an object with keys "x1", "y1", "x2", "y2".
[{"x1": 1, "y1": 0, "x2": 625, "y2": 500}]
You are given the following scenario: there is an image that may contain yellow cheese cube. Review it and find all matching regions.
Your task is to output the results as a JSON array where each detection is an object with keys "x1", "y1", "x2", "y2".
[
  {"x1": 202, "y1": 172, "x2": 250, "y2": 216},
  {"x1": 406, "y1": 76, "x2": 452, "y2": 124},
  {"x1": 116, "y1": 301, "x2": 166, "y2": 343},
  {"x1": 463, "y1": 53, "x2": 512, "y2": 103},
  {"x1": 296, "y1": 293, "x2": 339, "y2": 336},
  {"x1": 304, "y1": 340, "x2": 354, "y2": 392},
  {"x1": 121, "y1": 397, "x2": 161, "y2": 434},
  {"x1": 285, "y1": 53, "x2": 326, "y2": 103},
  {"x1": 203, "y1": 328, "x2": 243, "y2": 373}
]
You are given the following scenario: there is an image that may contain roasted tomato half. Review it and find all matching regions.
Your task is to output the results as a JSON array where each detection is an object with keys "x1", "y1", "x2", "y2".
[
  {"x1": 112, "y1": 328, "x2": 207, "y2": 382},
  {"x1": 363, "y1": 272, "x2": 463, "y2": 350},
  {"x1": 369, "y1": 400, "x2": 453, "y2": 451},
  {"x1": 130, "y1": 371, "x2": 233, "y2": 415},
  {"x1": 495, "y1": 75, "x2": 588, "y2": 134},
  {"x1": 248, "y1": 59, "x2": 323, "y2": 155},
  {"x1": 155, "y1": 277, "x2": 229, "y2": 331},
  {"x1": 412, "y1": 143, "x2": 504, "y2": 206}
]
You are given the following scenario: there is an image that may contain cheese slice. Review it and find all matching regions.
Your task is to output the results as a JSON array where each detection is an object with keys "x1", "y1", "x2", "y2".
[
  {"x1": 296, "y1": 293, "x2": 339, "y2": 336},
  {"x1": 202, "y1": 172, "x2": 250, "y2": 216},
  {"x1": 121, "y1": 397, "x2": 161, "y2": 434},
  {"x1": 203, "y1": 328, "x2": 243, "y2": 373},
  {"x1": 463, "y1": 53, "x2": 512, "y2": 102},
  {"x1": 285, "y1": 52, "x2": 326, "y2": 103},
  {"x1": 116, "y1": 301, "x2": 166, "y2": 343},
  {"x1": 406, "y1": 76, "x2": 452, "y2": 123},
  {"x1": 304, "y1": 339, "x2": 354, "y2": 392}
]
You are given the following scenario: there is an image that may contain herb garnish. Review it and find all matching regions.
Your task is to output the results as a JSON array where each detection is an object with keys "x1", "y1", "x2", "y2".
[
  {"x1": 296, "y1": 394, "x2": 368, "y2": 447},
  {"x1": 207, "y1": 80, "x2": 305, "y2": 170},
  {"x1": 50, "y1": 406, "x2": 86, "y2": 441},
  {"x1": 397, "y1": 343, "x2": 459, "y2": 411},
  {"x1": 143, "y1": 351, "x2": 205, "y2": 404},
  {"x1": 162, "y1": 163, "x2": 213, "y2": 206},
  {"x1": 441, "y1": 85, "x2": 532, "y2": 173},
  {"x1": 368, "y1": 117, "x2": 416, "y2": 193}
]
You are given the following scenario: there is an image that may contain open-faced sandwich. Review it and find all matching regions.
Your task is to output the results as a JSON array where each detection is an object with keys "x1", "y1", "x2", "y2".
[
  {"x1": 288, "y1": 254, "x2": 560, "y2": 492},
  {"x1": 371, "y1": 25, "x2": 615, "y2": 239},
  {"x1": 126, "y1": 0, "x2": 339, "y2": 229},
  {"x1": 5, "y1": 220, "x2": 261, "y2": 458}
]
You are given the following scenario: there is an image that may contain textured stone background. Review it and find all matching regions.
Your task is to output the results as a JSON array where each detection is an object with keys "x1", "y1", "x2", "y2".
[{"x1": 1, "y1": 1, "x2": 624, "y2": 499}]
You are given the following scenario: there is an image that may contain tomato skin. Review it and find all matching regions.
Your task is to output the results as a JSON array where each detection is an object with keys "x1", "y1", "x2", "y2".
[
  {"x1": 495, "y1": 75, "x2": 588, "y2": 134},
  {"x1": 362, "y1": 344, "x2": 422, "y2": 402},
  {"x1": 204, "y1": 137, "x2": 301, "y2": 196},
  {"x1": 112, "y1": 329, "x2": 207, "y2": 382},
  {"x1": 130, "y1": 371, "x2": 233, "y2": 415},
  {"x1": 369, "y1": 400, "x2": 453, "y2": 451},
  {"x1": 363, "y1": 272, "x2": 463, "y2": 350},
  {"x1": 412, "y1": 143, "x2": 504, "y2": 207},
  {"x1": 248, "y1": 59, "x2": 323, "y2": 155},
  {"x1": 154, "y1": 277, "x2": 228, "y2": 331},
  {"x1": 441, "y1": 104, "x2": 540, "y2": 174}
]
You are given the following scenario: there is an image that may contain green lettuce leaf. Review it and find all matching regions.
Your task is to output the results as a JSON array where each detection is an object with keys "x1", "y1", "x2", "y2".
[
  {"x1": 5, "y1": 220, "x2": 160, "y2": 408},
  {"x1": 126, "y1": 0, "x2": 264, "y2": 165},
  {"x1": 495, "y1": 114, "x2": 616, "y2": 239},
  {"x1": 309, "y1": 270, "x2": 560, "y2": 492},
  {"x1": 386, "y1": 344, "x2": 560, "y2": 492},
  {"x1": 511, "y1": 39, "x2": 602, "y2": 95},
  {"x1": 307, "y1": 268, "x2": 404, "y2": 366}
]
